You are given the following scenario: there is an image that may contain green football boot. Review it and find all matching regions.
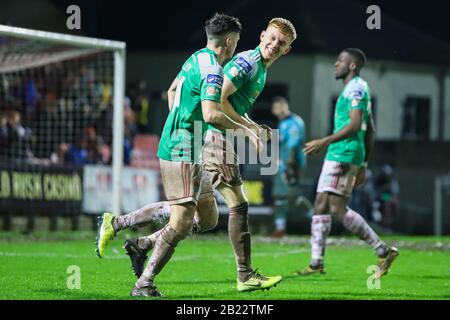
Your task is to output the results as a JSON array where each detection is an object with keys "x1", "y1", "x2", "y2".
[
  {"x1": 236, "y1": 269, "x2": 282, "y2": 292},
  {"x1": 95, "y1": 212, "x2": 116, "y2": 258}
]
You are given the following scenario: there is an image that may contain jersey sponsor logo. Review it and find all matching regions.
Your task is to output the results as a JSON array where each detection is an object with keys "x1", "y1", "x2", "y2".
[
  {"x1": 206, "y1": 74, "x2": 223, "y2": 86},
  {"x1": 228, "y1": 66, "x2": 240, "y2": 77},
  {"x1": 235, "y1": 57, "x2": 253, "y2": 73},
  {"x1": 349, "y1": 90, "x2": 364, "y2": 99}
]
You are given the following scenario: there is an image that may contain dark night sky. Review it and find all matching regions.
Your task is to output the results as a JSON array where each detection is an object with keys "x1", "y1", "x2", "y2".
[
  {"x1": 49, "y1": 0, "x2": 450, "y2": 49},
  {"x1": 354, "y1": 0, "x2": 449, "y2": 44}
]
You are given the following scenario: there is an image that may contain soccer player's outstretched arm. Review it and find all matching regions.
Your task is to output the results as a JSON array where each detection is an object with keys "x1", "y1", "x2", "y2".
[
  {"x1": 202, "y1": 100, "x2": 262, "y2": 152},
  {"x1": 304, "y1": 109, "x2": 362, "y2": 156},
  {"x1": 221, "y1": 78, "x2": 269, "y2": 140},
  {"x1": 221, "y1": 54, "x2": 264, "y2": 134},
  {"x1": 220, "y1": 77, "x2": 255, "y2": 128}
]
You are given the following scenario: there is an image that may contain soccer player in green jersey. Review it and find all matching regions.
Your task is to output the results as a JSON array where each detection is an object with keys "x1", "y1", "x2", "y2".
[
  {"x1": 296, "y1": 48, "x2": 399, "y2": 278},
  {"x1": 98, "y1": 13, "x2": 263, "y2": 298},
  {"x1": 96, "y1": 18, "x2": 295, "y2": 293},
  {"x1": 200, "y1": 18, "x2": 296, "y2": 292}
]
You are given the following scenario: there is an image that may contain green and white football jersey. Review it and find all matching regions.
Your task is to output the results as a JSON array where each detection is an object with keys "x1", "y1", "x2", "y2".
[
  {"x1": 207, "y1": 47, "x2": 267, "y2": 133},
  {"x1": 325, "y1": 76, "x2": 372, "y2": 166},
  {"x1": 157, "y1": 48, "x2": 223, "y2": 163}
]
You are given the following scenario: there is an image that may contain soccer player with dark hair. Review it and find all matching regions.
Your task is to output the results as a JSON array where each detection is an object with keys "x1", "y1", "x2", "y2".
[
  {"x1": 296, "y1": 48, "x2": 399, "y2": 278},
  {"x1": 97, "y1": 13, "x2": 262, "y2": 297}
]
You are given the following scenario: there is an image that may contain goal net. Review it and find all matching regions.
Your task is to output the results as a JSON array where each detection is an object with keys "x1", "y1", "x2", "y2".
[{"x1": 0, "y1": 25, "x2": 126, "y2": 219}]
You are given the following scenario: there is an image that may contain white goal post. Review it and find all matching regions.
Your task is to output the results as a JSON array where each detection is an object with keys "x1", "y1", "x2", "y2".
[{"x1": 0, "y1": 24, "x2": 126, "y2": 217}]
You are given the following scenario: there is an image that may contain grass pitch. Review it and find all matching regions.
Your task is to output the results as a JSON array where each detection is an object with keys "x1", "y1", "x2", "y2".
[{"x1": 0, "y1": 231, "x2": 449, "y2": 300}]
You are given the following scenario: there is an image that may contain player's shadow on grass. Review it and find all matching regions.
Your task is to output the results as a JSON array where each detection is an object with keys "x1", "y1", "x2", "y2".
[
  {"x1": 161, "y1": 279, "x2": 243, "y2": 299},
  {"x1": 281, "y1": 274, "x2": 339, "y2": 282},
  {"x1": 162, "y1": 278, "x2": 235, "y2": 285}
]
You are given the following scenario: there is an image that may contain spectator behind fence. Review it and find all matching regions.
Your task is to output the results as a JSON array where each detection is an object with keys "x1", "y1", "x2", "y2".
[
  {"x1": 65, "y1": 138, "x2": 88, "y2": 165},
  {"x1": 50, "y1": 143, "x2": 71, "y2": 165},
  {"x1": 4, "y1": 110, "x2": 34, "y2": 160},
  {"x1": 0, "y1": 115, "x2": 9, "y2": 151},
  {"x1": 83, "y1": 127, "x2": 99, "y2": 163}
]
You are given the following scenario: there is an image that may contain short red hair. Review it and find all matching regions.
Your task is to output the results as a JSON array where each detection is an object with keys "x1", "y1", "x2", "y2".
[{"x1": 268, "y1": 18, "x2": 297, "y2": 42}]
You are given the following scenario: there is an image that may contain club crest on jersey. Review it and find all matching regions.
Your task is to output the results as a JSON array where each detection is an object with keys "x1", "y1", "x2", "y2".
[
  {"x1": 235, "y1": 57, "x2": 253, "y2": 73},
  {"x1": 229, "y1": 66, "x2": 240, "y2": 77},
  {"x1": 206, "y1": 74, "x2": 223, "y2": 86},
  {"x1": 206, "y1": 86, "x2": 218, "y2": 96},
  {"x1": 351, "y1": 99, "x2": 360, "y2": 107}
]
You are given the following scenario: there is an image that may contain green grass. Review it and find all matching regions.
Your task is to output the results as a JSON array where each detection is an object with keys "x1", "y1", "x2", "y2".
[{"x1": 0, "y1": 232, "x2": 449, "y2": 300}]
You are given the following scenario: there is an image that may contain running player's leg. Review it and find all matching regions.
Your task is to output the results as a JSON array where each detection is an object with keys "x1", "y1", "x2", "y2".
[
  {"x1": 133, "y1": 202, "x2": 194, "y2": 296},
  {"x1": 295, "y1": 192, "x2": 331, "y2": 275},
  {"x1": 217, "y1": 183, "x2": 282, "y2": 291},
  {"x1": 133, "y1": 170, "x2": 214, "y2": 254},
  {"x1": 113, "y1": 201, "x2": 171, "y2": 232},
  {"x1": 296, "y1": 160, "x2": 336, "y2": 275},
  {"x1": 131, "y1": 160, "x2": 201, "y2": 297},
  {"x1": 217, "y1": 183, "x2": 252, "y2": 281},
  {"x1": 125, "y1": 173, "x2": 215, "y2": 278},
  {"x1": 203, "y1": 130, "x2": 281, "y2": 290},
  {"x1": 96, "y1": 201, "x2": 170, "y2": 258},
  {"x1": 203, "y1": 130, "x2": 252, "y2": 282},
  {"x1": 133, "y1": 198, "x2": 213, "y2": 256},
  {"x1": 329, "y1": 193, "x2": 385, "y2": 253},
  {"x1": 324, "y1": 161, "x2": 388, "y2": 256},
  {"x1": 327, "y1": 192, "x2": 399, "y2": 277},
  {"x1": 311, "y1": 192, "x2": 332, "y2": 267},
  {"x1": 325, "y1": 161, "x2": 398, "y2": 278}
]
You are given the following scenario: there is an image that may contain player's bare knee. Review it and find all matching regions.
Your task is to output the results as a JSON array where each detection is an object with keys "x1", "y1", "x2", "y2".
[
  {"x1": 329, "y1": 204, "x2": 347, "y2": 221},
  {"x1": 169, "y1": 202, "x2": 196, "y2": 238},
  {"x1": 208, "y1": 205, "x2": 219, "y2": 228},
  {"x1": 314, "y1": 193, "x2": 328, "y2": 215},
  {"x1": 177, "y1": 219, "x2": 193, "y2": 239},
  {"x1": 196, "y1": 196, "x2": 219, "y2": 231},
  {"x1": 218, "y1": 183, "x2": 248, "y2": 208},
  {"x1": 197, "y1": 210, "x2": 218, "y2": 232},
  {"x1": 201, "y1": 215, "x2": 218, "y2": 232},
  {"x1": 327, "y1": 194, "x2": 347, "y2": 221}
]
